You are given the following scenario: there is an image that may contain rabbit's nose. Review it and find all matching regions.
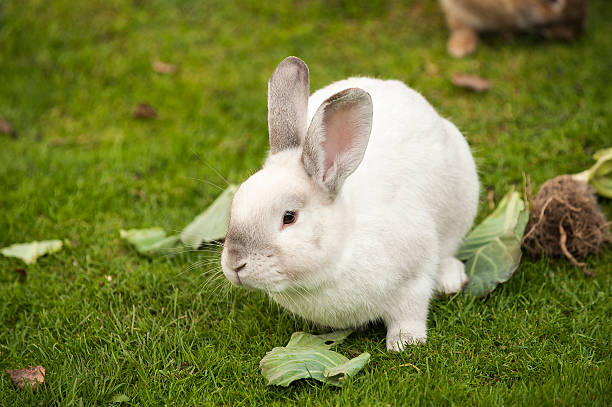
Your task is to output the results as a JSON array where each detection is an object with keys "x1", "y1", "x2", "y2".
[{"x1": 234, "y1": 262, "x2": 246, "y2": 274}]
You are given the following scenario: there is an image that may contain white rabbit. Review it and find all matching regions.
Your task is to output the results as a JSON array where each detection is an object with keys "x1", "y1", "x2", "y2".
[{"x1": 221, "y1": 56, "x2": 479, "y2": 351}]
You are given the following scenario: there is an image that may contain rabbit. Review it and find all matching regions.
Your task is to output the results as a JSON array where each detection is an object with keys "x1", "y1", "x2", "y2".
[
  {"x1": 220, "y1": 56, "x2": 479, "y2": 351},
  {"x1": 441, "y1": 0, "x2": 588, "y2": 57}
]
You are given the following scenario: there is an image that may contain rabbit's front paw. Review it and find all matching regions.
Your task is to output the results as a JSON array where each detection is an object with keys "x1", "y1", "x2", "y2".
[
  {"x1": 436, "y1": 257, "x2": 469, "y2": 295},
  {"x1": 386, "y1": 324, "x2": 426, "y2": 352}
]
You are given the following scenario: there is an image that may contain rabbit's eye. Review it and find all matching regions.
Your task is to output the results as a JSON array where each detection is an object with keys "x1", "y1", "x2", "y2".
[{"x1": 282, "y1": 210, "x2": 297, "y2": 226}]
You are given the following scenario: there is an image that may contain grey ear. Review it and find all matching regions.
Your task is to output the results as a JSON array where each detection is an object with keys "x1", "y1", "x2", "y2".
[
  {"x1": 302, "y1": 88, "x2": 373, "y2": 196},
  {"x1": 267, "y1": 56, "x2": 310, "y2": 154}
]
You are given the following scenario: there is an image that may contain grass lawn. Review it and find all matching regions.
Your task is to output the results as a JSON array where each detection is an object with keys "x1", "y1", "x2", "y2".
[{"x1": 1, "y1": 0, "x2": 611, "y2": 405}]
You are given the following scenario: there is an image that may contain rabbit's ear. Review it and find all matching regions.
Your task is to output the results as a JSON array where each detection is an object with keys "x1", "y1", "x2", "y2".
[
  {"x1": 268, "y1": 56, "x2": 310, "y2": 154},
  {"x1": 302, "y1": 88, "x2": 373, "y2": 195}
]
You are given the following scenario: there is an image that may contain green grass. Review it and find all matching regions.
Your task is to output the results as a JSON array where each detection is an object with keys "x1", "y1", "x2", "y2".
[{"x1": 1, "y1": 0, "x2": 611, "y2": 405}]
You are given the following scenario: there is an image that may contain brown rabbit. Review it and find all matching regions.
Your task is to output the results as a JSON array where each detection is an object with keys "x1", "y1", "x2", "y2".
[{"x1": 440, "y1": 0, "x2": 588, "y2": 57}]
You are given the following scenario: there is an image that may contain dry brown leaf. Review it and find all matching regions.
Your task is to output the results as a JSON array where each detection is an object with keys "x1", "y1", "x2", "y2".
[
  {"x1": 487, "y1": 188, "x2": 496, "y2": 209},
  {"x1": 452, "y1": 73, "x2": 491, "y2": 92},
  {"x1": 14, "y1": 268, "x2": 27, "y2": 277},
  {"x1": 6, "y1": 365, "x2": 45, "y2": 390},
  {"x1": 132, "y1": 103, "x2": 158, "y2": 119},
  {"x1": 153, "y1": 60, "x2": 178, "y2": 75},
  {"x1": 0, "y1": 116, "x2": 17, "y2": 137}
]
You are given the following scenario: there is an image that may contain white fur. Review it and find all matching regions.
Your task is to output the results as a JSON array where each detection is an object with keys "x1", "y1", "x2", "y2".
[{"x1": 222, "y1": 71, "x2": 479, "y2": 351}]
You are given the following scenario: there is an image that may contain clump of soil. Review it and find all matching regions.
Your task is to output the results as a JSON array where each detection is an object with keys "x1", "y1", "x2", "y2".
[
  {"x1": 0, "y1": 115, "x2": 17, "y2": 137},
  {"x1": 522, "y1": 175, "x2": 610, "y2": 274}
]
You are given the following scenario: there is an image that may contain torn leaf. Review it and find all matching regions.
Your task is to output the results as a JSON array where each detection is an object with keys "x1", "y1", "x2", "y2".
[
  {"x1": 6, "y1": 365, "x2": 45, "y2": 390},
  {"x1": 457, "y1": 190, "x2": 528, "y2": 297},
  {"x1": 324, "y1": 352, "x2": 371, "y2": 383},
  {"x1": 1, "y1": 240, "x2": 63, "y2": 264},
  {"x1": 120, "y1": 228, "x2": 180, "y2": 255},
  {"x1": 181, "y1": 185, "x2": 238, "y2": 248},
  {"x1": 260, "y1": 330, "x2": 370, "y2": 387}
]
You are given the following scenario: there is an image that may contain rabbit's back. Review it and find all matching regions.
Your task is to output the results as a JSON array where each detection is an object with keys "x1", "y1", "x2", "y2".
[{"x1": 309, "y1": 77, "x2": 478, "y2": 260}]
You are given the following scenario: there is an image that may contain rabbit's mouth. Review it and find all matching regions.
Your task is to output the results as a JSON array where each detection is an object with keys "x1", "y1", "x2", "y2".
[
  {"x1": 220, "y1": 261, "x2": 242, "y2": 286},
  {"x1": 221, "y1": 249, "x2": 293, "y2": 292},
  {"x1": 241, "y1": 275, "x2": 293, "y2": 293}
]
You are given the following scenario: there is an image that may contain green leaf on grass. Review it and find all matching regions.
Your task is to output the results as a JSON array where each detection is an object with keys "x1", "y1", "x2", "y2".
[
  {"x1": 1, "y1": 240, "x2": 63, "y2": 264},
  {"x1": 573, "y1": 147, "x2": 612, "y2": 198},
  {"x1": 260, "y1": 330, "x2": 370, "y2": 387},
  {"x1": 181, "y1": 184, "x2": 238, "y2": 248},
  {"x1": 324, "y1": 352, "x2": 371, "y2": 382},
  {"x1": 110, "y1": 393, "x2": 130, "y2": 403},
  {"x1": 457, "y1": 190, "x2": 529, "y2": 297},
  {"x1": 120, "y1": 185, "x2": 238, "y2": 256},
  {"x1": 119, "y1": 228, "x2": 180, "y2": 255}
]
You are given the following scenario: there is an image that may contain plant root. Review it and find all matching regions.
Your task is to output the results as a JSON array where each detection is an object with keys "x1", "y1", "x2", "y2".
[{"x1": 522, "y1": 175, "x2": 610, "y2": 274}]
